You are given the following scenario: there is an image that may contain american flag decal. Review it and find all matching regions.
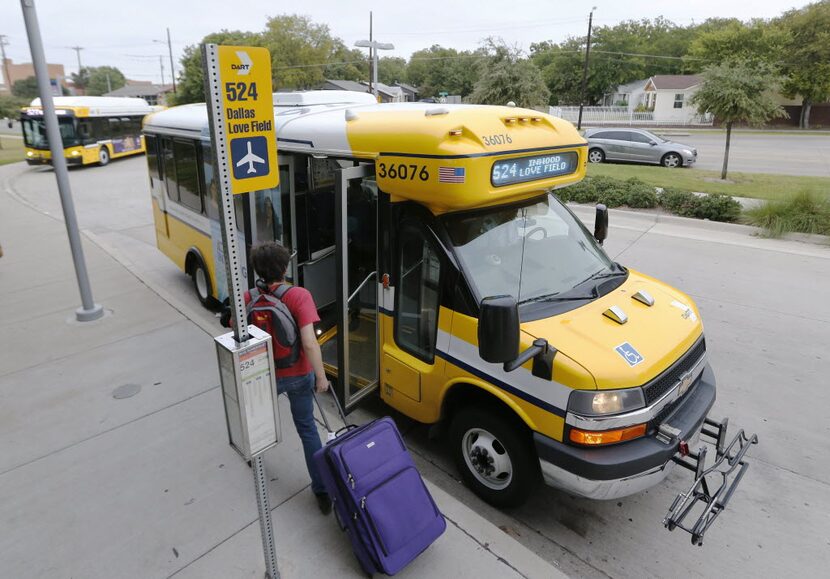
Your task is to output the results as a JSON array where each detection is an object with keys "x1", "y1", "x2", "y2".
[{"x1": 438, "y1": 166, "x2": 466, "y2": 183}]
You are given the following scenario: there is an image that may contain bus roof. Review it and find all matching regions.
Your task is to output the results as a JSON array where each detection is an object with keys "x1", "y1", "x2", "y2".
[
  {"x1": 27, "y1": 96, "x2": 152, "y2": 117},
  {"x1": 143, "y1": 91, "x2": 587, "y2": 211}
]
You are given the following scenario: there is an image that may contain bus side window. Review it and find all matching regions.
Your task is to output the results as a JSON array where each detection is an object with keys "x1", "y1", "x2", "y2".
[
  {"x1": 107, "y1": 118, "x2": 120, "y2": 139},
  {"x1": 161, "y1": 137, "x2": 178, "y2": 201},
  {"x1": 173, "y1": 140, "x2": 202, "y2": 213},
  {"x1": 78, "y1": 120, "x2": 94, "y2": 145},
  {"x1": 395, "y1": 223, "x2": 442, "y2": 360},
  {"x1": 145, "y1": 134, "x2": 160, "y2": 180},
  {"x1": 201, "y1": 142, "x2": 220, "y2": 220}
]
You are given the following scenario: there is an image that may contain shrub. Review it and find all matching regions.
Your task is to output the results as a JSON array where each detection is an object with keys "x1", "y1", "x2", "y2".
[
  {"x1": 659, "y1": 188, "x2": 700, "y2": 216},
  {"x1": 695, "y1": 193, "x2": 741, "y2": 222},
  {"x1": 745, "y1": 191, "x2": 830, "y2": 237},
  {"x1": 565, "y1": 180, "x2": 598, "y2": 204},
  {"x1": 624, "y1": 178, "x2": 658, "y2": 208},
  {"x1": 590, "y1": 176, "x2": 627, "y2": 207}
]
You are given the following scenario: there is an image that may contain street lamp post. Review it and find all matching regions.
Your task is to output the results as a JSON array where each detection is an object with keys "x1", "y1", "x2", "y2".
[
  {"x1": 354, "y1": 39, "x2": 394, "y2": 100},
  {"x1": 577, "y1": 7, "x2": 597, "y2": 131}
]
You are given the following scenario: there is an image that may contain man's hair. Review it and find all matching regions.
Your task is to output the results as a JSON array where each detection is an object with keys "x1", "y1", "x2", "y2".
[{"x1": 250, "y1": 241, "x2": 290, "y2": 283}]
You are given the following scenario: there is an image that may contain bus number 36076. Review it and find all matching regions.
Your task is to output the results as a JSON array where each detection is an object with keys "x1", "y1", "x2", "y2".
[{"x1": 378, "y1": 162, "x2": 429, "y2": 181}]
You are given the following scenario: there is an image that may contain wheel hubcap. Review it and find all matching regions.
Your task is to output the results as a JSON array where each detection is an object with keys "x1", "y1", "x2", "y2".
[
  {"x1": 665, "y1": 155, "x2": 679, "y2": 167},
  {"x1": 462, "y1": 428, "x2": 513, "y2": 490},
  {"x1": 195, "y1": 267, "x2": 208, "y2": 299},
  {"x1": 589, "y1": 151, "x2": 602, "y2": 162}
]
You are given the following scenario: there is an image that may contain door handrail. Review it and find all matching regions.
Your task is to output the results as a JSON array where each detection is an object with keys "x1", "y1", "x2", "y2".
[{"x1": 349, "y1": 271, "x2": 377, "y2": 303}]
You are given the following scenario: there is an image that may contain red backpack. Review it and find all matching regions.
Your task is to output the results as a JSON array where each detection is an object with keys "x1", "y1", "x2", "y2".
[{"x1": 246, "y1": 284, "x2": 301, "y2": 369}]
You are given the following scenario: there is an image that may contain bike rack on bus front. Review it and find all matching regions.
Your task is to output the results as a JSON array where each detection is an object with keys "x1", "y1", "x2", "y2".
[{"x1": 662, "y1": 417, "x2": 759, "y2": 546}]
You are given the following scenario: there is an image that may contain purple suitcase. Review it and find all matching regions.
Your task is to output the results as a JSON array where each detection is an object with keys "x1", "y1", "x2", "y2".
[{"x1": 313, "y1": 392, "x2": 446, "y2": 575}]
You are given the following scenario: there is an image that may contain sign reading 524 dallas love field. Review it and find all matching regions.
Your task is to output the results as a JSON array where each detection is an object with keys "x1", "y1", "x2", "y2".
[{"x1": 216, "y1": 45, "x2": 278, "y2": 195}]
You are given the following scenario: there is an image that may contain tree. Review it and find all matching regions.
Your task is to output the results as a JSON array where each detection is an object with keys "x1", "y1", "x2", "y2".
[
  {"x1": 70, "y1": 68, "x2": 89, "y2": 93},
  {"x1": 12, "y1": 76, "x2": 39, "y2": 99},
  {"x1": 691, "y1": 61, "x2": 786, "y2": 179},
  {"x1": 407, "y1": 45, "x2": 483, "y2": 98},
  {"x1": 377, "y1": 57, "x2": 407, "y2": 86},
  {"x1": 468, "y1": 41, "x2": 550, "y2": 108},
  {"x1": 688, "y1": 18, "x2": 784, "y2": 67},
  {"x1": 0, "y1": 95, "x2": 26, "y2": 119},
  {"x1": 777, "y1": 1, "x2": 830, "y2": 128},
  {"x1": 86, "y1": 66, "x2": 126, "y2": 95}
]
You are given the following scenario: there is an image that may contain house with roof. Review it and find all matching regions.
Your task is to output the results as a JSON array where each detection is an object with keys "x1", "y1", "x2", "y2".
[
  {"x1": 393, "y1": 81, "x2": 419, "y2": 102},
  {"x1": 321, "y1": 79, "x2": 408, "y2": 103},
  {"x1": 103, "y1": 82, "x2": 174, "y2": 106},
  {"x1": 602, "y1": 78, "x2": 649, "y2": 110},
  {"x1": 641, "y1": 75, "x2": 704, "y2": 124}
]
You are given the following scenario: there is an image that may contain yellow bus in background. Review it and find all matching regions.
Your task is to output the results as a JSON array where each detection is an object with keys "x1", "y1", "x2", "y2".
[{"x1": 21, "y1": 96, "x2": 152, "y2": 166}]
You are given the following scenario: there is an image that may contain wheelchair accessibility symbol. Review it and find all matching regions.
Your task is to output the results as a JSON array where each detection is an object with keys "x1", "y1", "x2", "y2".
[{"x1": 615, "y1": 342, "x2": 644, "y2": 367}]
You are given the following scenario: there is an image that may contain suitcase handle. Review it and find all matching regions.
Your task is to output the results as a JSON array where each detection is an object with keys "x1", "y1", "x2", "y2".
[{"x1": 313, "y1": 387, "x2": 353, "y2": 439}]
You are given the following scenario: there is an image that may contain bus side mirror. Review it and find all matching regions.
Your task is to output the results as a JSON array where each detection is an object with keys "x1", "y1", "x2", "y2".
[
  {"x1": 478, "y1": 295, "x2": 519, "y2": 364},
  {"x1": 594, "y1": 204, "x2": 609, "y2": 246}
]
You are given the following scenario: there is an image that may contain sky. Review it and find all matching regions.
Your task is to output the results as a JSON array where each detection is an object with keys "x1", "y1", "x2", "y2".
[{"x1": 0, "y1": 0, "x2": 812, "y2": 87}]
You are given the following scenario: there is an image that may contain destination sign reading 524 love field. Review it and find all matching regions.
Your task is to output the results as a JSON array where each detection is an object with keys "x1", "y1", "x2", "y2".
[{"x1": 217, "y1": 45, "x2": 278, "y2": 195}]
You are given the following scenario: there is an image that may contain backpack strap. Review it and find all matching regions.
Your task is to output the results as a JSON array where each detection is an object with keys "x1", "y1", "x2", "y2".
[{"x1": 272, "y1": 284, "x2": 293, "y2": 300}]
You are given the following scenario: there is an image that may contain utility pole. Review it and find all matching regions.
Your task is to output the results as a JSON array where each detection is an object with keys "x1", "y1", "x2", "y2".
[
  {"x1": 0, "y1": 35, "x2": 12, "y2": 96},
  {"x1": 577, "y1": 6, "x2": 596, "y2": 131},
  {"x1": 69, "y1": 44, "x2": 83, "y2": 72},
  {"x1": 368, "y1": 11, "x2": 373, "y2": 95},
  {"x1": 19, "y1": 0, "x2": 103, "y2": 322},
  {"x1": 166, "y1": 28, "x2": 175, "y2": 93},
  {"x1": 154, "y1": 29, "x2": 176, "y2": 93},
  {"x1": 106, "y1": 72, "x2": 111, "y2": 93},
  {"x1": 159, "y1": 55, "x2": 165, "y2": 85}
]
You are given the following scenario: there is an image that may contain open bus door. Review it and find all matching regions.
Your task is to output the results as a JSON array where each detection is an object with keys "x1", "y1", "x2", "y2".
[{"x1": 332, "y1": 164, "x2": 380, "y2": 412}]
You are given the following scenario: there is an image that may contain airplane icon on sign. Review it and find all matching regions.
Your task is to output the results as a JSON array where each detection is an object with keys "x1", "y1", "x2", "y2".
[{"x1": 235, "y1": 141, "x2": 265, "y2": 174}]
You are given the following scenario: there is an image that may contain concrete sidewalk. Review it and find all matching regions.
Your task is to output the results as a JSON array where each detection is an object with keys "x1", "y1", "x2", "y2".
[{"x1": 0, "y1": 162, "x2": 565, "y2": 579}]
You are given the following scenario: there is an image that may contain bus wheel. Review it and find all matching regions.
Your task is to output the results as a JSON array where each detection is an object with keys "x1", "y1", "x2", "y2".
[
  {"x1": 190, "y1": 256, "x2": 213, "y2": 307},
  {"x1": 449, "y1": 405, "x2": 539, "y2": 508},
  {"x1": 98, "y1": 146, "x2": 110, "y2": 166}
]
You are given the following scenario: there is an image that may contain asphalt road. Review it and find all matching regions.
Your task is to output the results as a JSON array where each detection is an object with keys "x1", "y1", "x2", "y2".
[
  {"x1": 651, "y1": 130, "x2": 830, "y2": 177},
  {"x1": 7, "y1": 156, "x2": 830, "y2": 578}
]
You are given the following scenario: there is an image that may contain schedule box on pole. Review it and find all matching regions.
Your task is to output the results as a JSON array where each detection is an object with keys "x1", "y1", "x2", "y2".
[{"x1": 215, "y1": 325, "x2": 281, "y2": 459}]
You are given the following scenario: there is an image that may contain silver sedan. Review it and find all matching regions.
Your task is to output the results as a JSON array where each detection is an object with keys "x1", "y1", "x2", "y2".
[{"x1": 584, "y1": 128, "x2": 698, "y2": 168}]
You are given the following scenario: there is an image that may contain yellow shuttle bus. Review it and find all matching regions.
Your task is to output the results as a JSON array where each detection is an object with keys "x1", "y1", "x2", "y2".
[
  {"x1": 21, "y1": 96, "x2": 151, "y2": 166},
  {"x1": 142, "y1": 91, "x2": 755, "y2": 541}
]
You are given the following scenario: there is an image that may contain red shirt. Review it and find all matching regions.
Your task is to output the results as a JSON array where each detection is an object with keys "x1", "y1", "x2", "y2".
[{"x1": 243, "y1": 283, "x2": 320, "y2": 378}]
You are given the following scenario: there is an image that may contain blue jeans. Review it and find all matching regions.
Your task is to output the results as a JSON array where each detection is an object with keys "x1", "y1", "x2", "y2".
[{"x1": 277, "y1": 372, "x2": 325, "y2": 496}]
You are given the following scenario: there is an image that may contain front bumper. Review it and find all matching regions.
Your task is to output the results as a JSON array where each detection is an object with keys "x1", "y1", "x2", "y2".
[{"x1": 535, "y1": 364, "x2": 716, "y2": 499}]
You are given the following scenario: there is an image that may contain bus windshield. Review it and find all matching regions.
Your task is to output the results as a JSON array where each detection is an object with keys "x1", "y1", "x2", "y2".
[
  {"x1": 22, "y1": 117, "x2": 79, "y2": 149},
  {"x1": 444, "y1": 192, "x2": 615, "y2": 305}
]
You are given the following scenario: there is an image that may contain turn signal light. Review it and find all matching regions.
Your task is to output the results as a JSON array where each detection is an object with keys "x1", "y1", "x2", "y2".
[{"x1": 569, "y1": 424, "x2": 647, "y2": 446}]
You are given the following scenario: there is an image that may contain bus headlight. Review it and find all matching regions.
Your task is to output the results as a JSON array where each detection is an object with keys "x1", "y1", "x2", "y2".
[
  {"x1": 27, "y1": 151, "x2": 33, "y2": 157},
  {"x1": 568, "y1": 388, "x2": 645, "y2": 416},
  {"x1": 71, "y1": 150, "x2": 80, "y2": 156}
]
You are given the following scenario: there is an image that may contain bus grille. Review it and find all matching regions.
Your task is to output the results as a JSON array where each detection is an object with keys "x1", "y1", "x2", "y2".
[{"x1": 643, "y1": 338, "x2": 706, "y2": 406}]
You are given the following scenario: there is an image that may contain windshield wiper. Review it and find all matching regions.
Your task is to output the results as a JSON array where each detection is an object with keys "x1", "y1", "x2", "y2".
[{"x1": 519, "y1": 286, "x2": 598, "y2": 305}]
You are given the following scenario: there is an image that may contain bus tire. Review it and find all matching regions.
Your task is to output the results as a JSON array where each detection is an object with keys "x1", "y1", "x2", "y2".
[
  {"x1": 98, "y1": 146, "x2": 110, "y2": 166},
  {"x1": 189, "y1": 255, "x2": 213, "y2": 307},
  {"x1": 449, "y1": 405, "x2": 540, "y2": 508}
]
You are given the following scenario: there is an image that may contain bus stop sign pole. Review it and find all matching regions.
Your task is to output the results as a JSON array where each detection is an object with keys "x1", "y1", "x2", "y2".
[
  {"x1": 19, "y1": 0, "x2": 103, "y2": 322},
  {"x1": 202, "y1": 43, "x2": 280, "y2": 579}
]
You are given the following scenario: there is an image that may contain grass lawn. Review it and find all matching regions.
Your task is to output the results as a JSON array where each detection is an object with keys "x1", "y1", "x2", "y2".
[
  {"x1": 0, "y1": 136, "x2": 25, "y2": 166},
  {"x1": 587, "y1": 162, "x2": 830, "y2": 202}
]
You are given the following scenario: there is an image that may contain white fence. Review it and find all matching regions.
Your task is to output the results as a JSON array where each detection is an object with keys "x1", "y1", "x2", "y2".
[{"x1": 549, "y1": 106, "x2": 714, "y2": 127}]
